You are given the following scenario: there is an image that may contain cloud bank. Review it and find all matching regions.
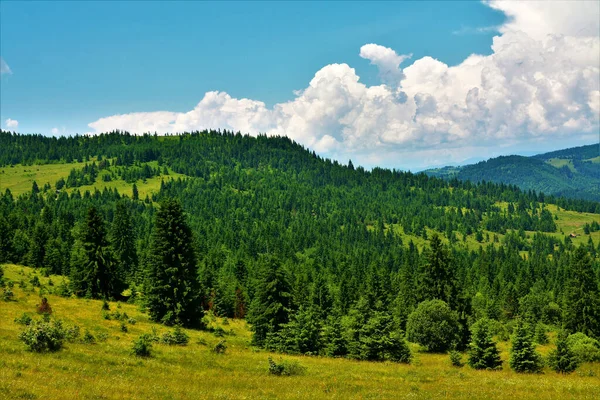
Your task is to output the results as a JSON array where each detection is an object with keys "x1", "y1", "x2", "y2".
[
  {"x1": 87, "y1": 0, "x2": 600, "y2": 169},
  {"x1": 5, "y1": 118, "x2": 18, "y2": 128}
]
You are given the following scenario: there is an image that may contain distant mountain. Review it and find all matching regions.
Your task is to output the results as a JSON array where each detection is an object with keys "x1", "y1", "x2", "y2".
[{"x1": 423, "y1": 144, "x2": 600, "y2": 201}]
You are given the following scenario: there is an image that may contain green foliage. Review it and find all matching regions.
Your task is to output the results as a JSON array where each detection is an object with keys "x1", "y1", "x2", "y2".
[
  {"x1": 132, "y1": 334, "x2": 153, "y2": 357},
  {"x1": 18, "y1": 319, "x2": 65, "y2": 352},
  {"x1": 145, "y1": 198, "x2": 204, "y2": 328},
  {"x1": 547, "y1": 331, "x2": 579, "y2": 374},
  {"x1": 82, "y1": 330, "x2": 96, "y2": 344},
  {"x1": 2, "y1": 287, "x2": 15, "y2": 301},
  {"x1": 566, "y1": 332, "x2": 600, "y2": 363},
  {"x1": 407, "y1": 300, "x2": 459, "y2": 352},
  {"x1": 449, "y1": 350, "x2": 463, "y2": 367},
  {"x1": 534, "y1": 324, "x2": 549, "y2": 345},
  {"x1": 212, "y1": 340, "x2": 227, "y2": 354},
  {"x1": 467, "y1": 319, "x2": 502, "y2": 370},
  {"x1": 322, "y1": 314, "x2": 347, "y2": 357},
  {"x1": 160, "y1": 326, "x2": 189, "y2": 346},
  {"x1": 267, "y1": 357, "x2": 306, "y2": 376},
  {"x1": 14, "y1": 313, "x2": 33, "y2": 326},
  {"x1": 509, "y1": 321, "x2": 543, "y2": 373}
]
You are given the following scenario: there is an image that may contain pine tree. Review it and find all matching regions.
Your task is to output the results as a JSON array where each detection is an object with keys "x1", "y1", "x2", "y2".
[
  {"x1": 467, "y1": 318, "x2": 502, "y2": 370},
  {"x1": 322, "y1": 313, "x2": 347, "y2": 357},
  {"x1": 547, "y1": 330, "x2": 579, "y2": 374},
  {"x1": 111, "y1": 200, "x2": 138, "y2": 281},
  {"x1": 71, "y1": 207, "x2": 123, "y2": 299},
  {"x1": 418, "y1": 234, "x2": 456, "y2": 307},
  {"x1": 247, "y1": 254, "x2": 291, "y2": 347},
  {"x1": 132, "y1": 183, "x2": 139, "y2": 201},
  {"x1": 509, "y1": 320, "x2": 543, "y2": 373},
  {"x1": 534, "y1": 323, "x2": 549, "y2": 345},
  {"x1": 145, "y1": 198, "x2": 203, "y2": 328},
  {"x1": 563, "y1": 246, "x2": 600, "y2": 338}
]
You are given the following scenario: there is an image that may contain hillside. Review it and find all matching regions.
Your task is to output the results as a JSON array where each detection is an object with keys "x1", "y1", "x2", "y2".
[
  {"x1": 1, "y1": 264, "x2": 600, "y2": 400},
  {"x1": 424, "y1": 144, "x2": 600, "y2": 201},
  {"x1": 1, "y1": 130, "x2": 599, "y2": 399}
]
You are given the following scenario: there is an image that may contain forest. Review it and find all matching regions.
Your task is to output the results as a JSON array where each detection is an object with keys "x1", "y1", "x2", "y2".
[{"x1": 0, "y1": 129, "x2": 599, "y2": 371}]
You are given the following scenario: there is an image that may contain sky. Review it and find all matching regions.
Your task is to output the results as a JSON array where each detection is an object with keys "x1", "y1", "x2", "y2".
[{"x1": 1, "y1": 0, "x2": 599, "y2": 171}]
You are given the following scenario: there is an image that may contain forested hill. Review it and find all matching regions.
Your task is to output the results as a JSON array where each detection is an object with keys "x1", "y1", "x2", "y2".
[
  {"x1": 424, "y1": 144, "x2": 600, "y2": 201},
  {"x1": 1, "y1": 129, "x2": 599, "y2": 360}
]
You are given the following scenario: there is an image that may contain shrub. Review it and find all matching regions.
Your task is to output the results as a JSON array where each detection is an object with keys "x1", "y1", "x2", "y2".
[
  {"x1": 566, "y1": 332, "x2": 600, "y2": 363},
  {"x1": 406, "y1": 300, "x2": 459, "y2": 352},
  {"x1": 450, "y1": 350, "x2": 463, "y2": 367},
  {"x1": 82, "y1": 330, "x2": 96, "y2": 344},
  {"x1": 65, "y1": 324, "x2": 81, "y2": 342},
  {"x1": 18, "y1": 319, "x2": 65, "y2": 352},
  {"x1": 2, "y1": 287, "x2": 14, "y2": 301},
  {"x1": 468, "y1": 318, "x2": 502, "y2": 370},
  {"x1": 30, "y1": 275, "x2": 41, "y2": 287},
  {"x1": 128, "y1": 318, "x2": 137, "y2": 325},
  {"x1": 386, "y1": 332, "x2": 412, "y2": 363},
  {"x1": 509, "y1": 320, "x2": 543, "y2": 373},
  {"x1": 57, "y1": 281, "x2": 71, "y2": 297},
  {"x1": 14, "y1": 313, "x2": 33, "y2": 326},
  {"x1": 120, "y1": 322, "x2": 128, "y2": 333},
  {"x1": 132, "y1": 334, "x2": 153, "y2": 357},
  {"x1": 102, "y1": 300, "x2": 110, "y2": 311},
  {"x1": 212, "y1": 327, "x2": 226, "y2": 337},
  {"x1": 213, "y1": 340, "x2": 227, "y2": 354},
  {"x1": 97, "y1": 332, "x2": 109, "y2": 342},
  {"x1": 160, "y1": 326, "x2": 189, "y2": 345},
  {"x1": 548, "y1": 330, "x2": 579, "y2": 374},
  {"x1": 36, "y1": 297, "x2": 52, "y2": 315},
  {"x1": 268, "y1": 357, "x2": 306, "y2": 376},
  {"x1": 534, "y1": 324, "x2": 549, "y2": 345}
]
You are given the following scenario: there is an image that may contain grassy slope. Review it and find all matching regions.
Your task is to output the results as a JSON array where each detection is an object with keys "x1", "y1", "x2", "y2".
[{"x1": 1, "y1": 265, "x2": 599, "y2": 400}]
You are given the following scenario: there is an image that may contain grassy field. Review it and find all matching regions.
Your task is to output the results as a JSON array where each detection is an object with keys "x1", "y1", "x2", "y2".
[
  {"x1": 1, "y1": 264, "x2": 599, "y2": 400},
  {"x1": 0, "y1": 161, "x2": 186, "y2": 199}
]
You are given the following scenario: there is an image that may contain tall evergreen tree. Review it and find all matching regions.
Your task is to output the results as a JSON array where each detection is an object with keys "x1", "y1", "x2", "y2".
[
  {"x1": 71, "y1": 207, "x2": 123, "y2": 299},
  {"x1": 547, "y1": 330, "x2": 579, "y2": 374},
  {"x1": 247, "y1": 254, "x2": 291, "y2": 347},
  {"x1": 145, "y1": 198, "x2": 203, "y2": 328},
  {"x1": 418, "y1": 234, "x2": 456, "y2": 306},
  {"x1": 467, "y1": 318, "x2": 502, "y2": 370},
  {"x1": 110, "y1": 200, "x2": 138, "y2": 281},
  {"x1": 562, "y1": 245, "x2": 600, "y2": 338}
]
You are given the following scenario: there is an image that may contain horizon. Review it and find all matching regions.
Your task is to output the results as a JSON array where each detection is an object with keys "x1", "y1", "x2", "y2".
[{"x1": 1, "y1": 0, "x2": 599, "y2": 170}]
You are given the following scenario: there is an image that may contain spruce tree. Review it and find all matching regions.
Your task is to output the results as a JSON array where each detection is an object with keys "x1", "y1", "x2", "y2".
[
  {"x1": 547, "y1": 330, "x2": 579, "y2": 374},
  {"x1": 467, "y1": 318, "x2": 502, "y2": 370},
  {"x1": 563, "y1": 246, "x2": 599, "y2": 338},
  {"x1": 145, "y1": 198, "x2": 203, "y2": 328},
  {"x1": 71, "y1": 207, "x2": 123, "y2": 299},
  {"x1": 418, "y1": 234, "x2": 456, "y2": 307},
  {"x1": 247, "y1": 254, "x2": 291, "y2": 347},
  {"x1": 509, "y1": 320, "x2": 543, "y2": 373},
  {"x1": 322, "y1": 313, "x2": 347, "y2": 357},
  {"x1": 111, "y1": 200, "x2": 138, "y2": 281}
]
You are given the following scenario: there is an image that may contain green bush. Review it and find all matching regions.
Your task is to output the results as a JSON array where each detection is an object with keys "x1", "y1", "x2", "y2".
[
  {"x1": 468, "y1": 318, "x2": 502, "y2": 370},
  {"x1": 18, "y1": 319, "x2": 65, "y2": 352},
  {"x1": 406, "y1": 300, "x2": 459, "y2": 352},
  {"x1": 268, "y1": 357, "x2": 306, "y2": 376},
  {"x1": 534, "y1": 324, "x2": 549, "y2": 345},
  {"x1": 120, "y1": 322, "x2": 128, "y2": 333},
  {"x1": 132, "y1": 334, "x2": 153, "y2": 357},
  {"x1": 450, "y1": 350, "x2": 463, "y2": 367},
  {"x1": 14, "y1": 313, "x2": 33, "y2": 326},
  {"x1": 548, "y1": 330, "x2": 579, "y2": 374},
  {"x1": 82, "y1": 330, "x2": 96, "y2": 344},
  {"x1": 566, "y1": 332, "x2": 600, "y2": 363},
  {"x1": 160, "y1": 326, "x2": 189, "y2": 345},
  {"x1": 213, "y1": 340, "x2": 227, "y2": 354},
  {"x1": 65, "y1": 324, "x2": 81, "y2": 342},
  {"x1": 2, "y1": 287, "x2": 14, "y2": 301}
]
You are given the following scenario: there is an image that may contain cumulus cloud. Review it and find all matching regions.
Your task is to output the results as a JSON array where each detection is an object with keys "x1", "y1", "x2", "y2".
[
  {"x1": 87, "y1": 1, "x2": 600, "y2": 169},
  {"x1": 5, "y1": 118, "x2": 18, "y2": 128},
  {"x1": 0, "y1": 58, "x2": 11, "y2": 75}
]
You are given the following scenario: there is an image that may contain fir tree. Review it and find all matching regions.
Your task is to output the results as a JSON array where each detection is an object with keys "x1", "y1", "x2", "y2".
[
  {"x1": 110, "y1": 200, "x2": 138, "y2": 281},
  {"x1": 509, "y1": 320, "x2": 543, "y2": 373},
  {"x1": 145, "y1": 198, "x2": 203, "y2": 328},
  {"x1": 418, "y1": 234, "x2": 456, "y2": 306},
  {"x1": 132, "y1": 183, "x2": 139, "y2": 201},
  {"x1": 562, "y1": 246, "x2": 600, "y2": 338},
  {"x1": 547, "y1": 330, "x2": 579, "y2": 374},
  {"x1": 71, "y1": 207, "x2": 123, "y2": 299},
  {"x1": 467, "y1": 318, "x2": 502, "y2": 370},
  {"x1": 322, "y1": 313, "x2": 347, "y2": 357},
  {"x1": 247, "y1": 254, "x2": 291, "y2": 347}
]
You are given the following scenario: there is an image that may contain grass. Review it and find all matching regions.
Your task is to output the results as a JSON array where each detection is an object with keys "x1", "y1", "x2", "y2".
[
  {"x1": 0, "y1": 160, "x2": 186, "y2": 199},
  {"x1": 1, "y1": 264, "x2": 599, "y2": 399},
  {"x1": 546, "y1": 158, "x2": 575, "y2": 171}
]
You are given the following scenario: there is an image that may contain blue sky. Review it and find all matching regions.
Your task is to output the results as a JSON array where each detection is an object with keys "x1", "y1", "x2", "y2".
[{"x1": 1, "y1": 1, "x2": 598, "y2": 170}]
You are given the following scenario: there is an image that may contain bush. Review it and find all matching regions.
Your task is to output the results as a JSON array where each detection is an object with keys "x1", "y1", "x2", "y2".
[
  {"x1": 132, "y1": 334, "x2": 153, "y2": 357},
  {"x1": 268, "y1": 357, "x2": 306, "y2": 376},
  {"x1": 127, "y1": 318, "x2": 137, "y2": 325},
  {"x1": 548, "y1": 330, "x2": 579, "y2": 374},
  {"x1": 160, "y1": 326, "x2": 189, "y2": 345},
  {"x1": 213, "y1": 340, "x2": 227, "y2": 354},
  {"x1": 82, "y1": 330, "x2": 96, "y2": 344},
  {"x1": 450, "y1": 350, "x2": 463, "y2": 367},
  {"x1": 14, "y1": 313, "x2": 33, "y2": 326},
  {"x1": 102, "y1": 300, "x2": 110, "y2": 311},
  {"x1": 65, "y1": 324, "x2": 81, "y2": 342},
  {"x1": 534, "y1": 324, "x2": 549, "y2": 345},
  {"x1": 120, "y1": 322, "x2": 128, "y2": 333},
  {"x1": 57, "y1": 281, "x2": 71, "y2": 297},
  {"x1": 18, "y1": 319, "x2": 65, "y2": 352},
  {"x1": 2, "y1": 287, "x2": 14, "y2": 301},
  {"x1": 406, "y1": 300, "x2": 459, "y2": 352},
  {"x1": 30, "y1": 275, "x2": 41, "y2": 287},
  {"x1": 566, "y1": 332, "x2": 600, "y2": 363}
]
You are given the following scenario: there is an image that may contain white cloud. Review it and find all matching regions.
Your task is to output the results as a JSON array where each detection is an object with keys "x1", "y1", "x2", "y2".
[
  {"x1": 5, "y1": 118, "x2": 18, "y2": 128},
  {"x1": 0, "y1": 58, "x2": 11, "y2": 75},
  {"x1": 51, "y1": 128, "x2": 59, "y2": 135},
  {"x1": 87, "y1": 1, "x2": 600, "y2": 170}
]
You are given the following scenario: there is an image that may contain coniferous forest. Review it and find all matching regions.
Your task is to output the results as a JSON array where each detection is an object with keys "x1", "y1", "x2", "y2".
[{"x1": 1, "y1": 129, "x2": 599, "y2": 367}]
